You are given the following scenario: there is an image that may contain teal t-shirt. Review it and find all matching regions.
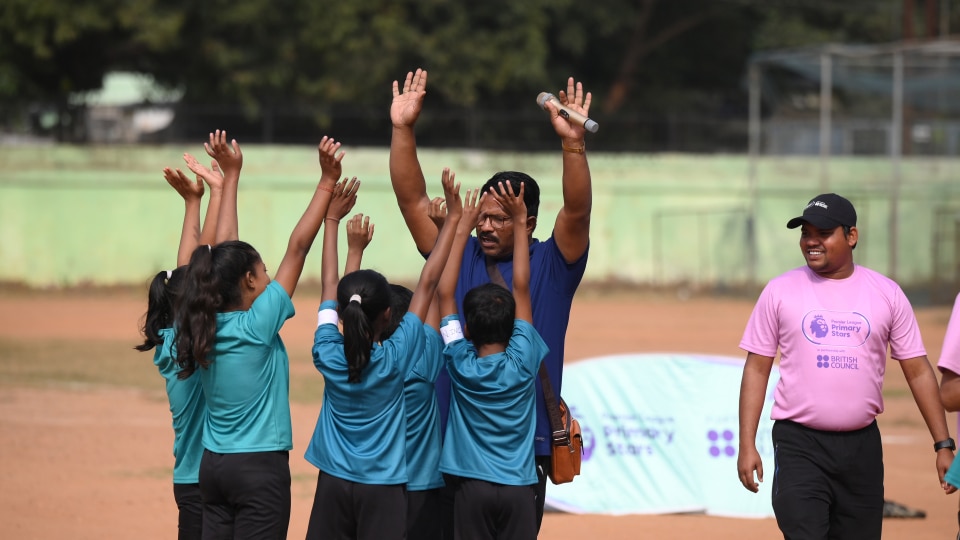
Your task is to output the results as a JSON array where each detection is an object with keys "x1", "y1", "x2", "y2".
[
  {"x1": 439, "y1": 318, "x2": 548, "y2": 486},
  {"x1": 305, "y1": 301, "x2": 424, "y2": 484},
  {"x1": 155, "y1": 327, "x2": 205, "y2": 484},
  {"x1": 200, "y1": 280, "x2": 295, "y2": 453},
  {"x1": 403, "y1": 325, "x2": 444, "y2": 491}
]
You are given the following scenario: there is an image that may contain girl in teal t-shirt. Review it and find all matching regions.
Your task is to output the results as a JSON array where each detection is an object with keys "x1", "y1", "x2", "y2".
[
  {"x1": 135, "y1": 153, "x2": 224, "y2": 539},
  {"x1": 174, "y1": 133, "x2": 342, "y2": 538},
  {"x1": 304, "y1": 168, "x2": 462, "y2": 540}
]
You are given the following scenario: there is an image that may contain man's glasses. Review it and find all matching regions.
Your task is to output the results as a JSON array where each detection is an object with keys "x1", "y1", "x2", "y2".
[{"x1": 477, "y1": 215, "x2": 513, "y2": 230}]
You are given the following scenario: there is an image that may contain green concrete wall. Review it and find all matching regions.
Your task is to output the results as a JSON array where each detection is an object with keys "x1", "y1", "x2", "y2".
[{"x1": 2, "y1": 144, "x2": 960, "y2": 292}]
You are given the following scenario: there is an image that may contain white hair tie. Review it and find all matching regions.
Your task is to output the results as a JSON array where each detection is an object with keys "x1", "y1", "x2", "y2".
[
  {"x1": 349, "y1": 294, "x2": 362, "y2": 304},
  {"x1": 165, "y1": 269, "x2": 173, "y2": 280}
]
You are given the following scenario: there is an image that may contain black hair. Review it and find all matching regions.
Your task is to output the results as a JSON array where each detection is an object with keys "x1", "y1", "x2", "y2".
[
  {"x1": 380, "y1": 284, "x2": 413, "y2": 342},
  {"x1": 481, "y1": 171, "x2": 540, "y2": 218},
  {"x1": 337, "y1": 269, "x2": 392, "y2": 383},
  {"x1": 134, "y1": 267, "x2": 186, "y2": 352},
  {"x1": 174, "y1": 240, "x2": 262, "y2": 379},
  {"x1": 462, "y1": 283, "x2": 515, "y2": 347}
]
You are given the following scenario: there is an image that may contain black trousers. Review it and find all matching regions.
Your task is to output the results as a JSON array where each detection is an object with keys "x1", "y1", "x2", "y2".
[
  {"x1": 173, "y1": 482, "x2": 202, "y2": 540},
  {"x1": 771, "y1": 420, "x2": 883, "y2": 540},
  {"x1": 198, "y1": 449, "x2": 290, "y2": 540},
  {"x1": 305, "y1": 471, "x2": 407, "y2": 540},
  {"x1": 440, "y1": 457, "x2": 550, "y2": 539},
  {"x1": 452, "y1": 477, "x2": 537, "y2": 540},
  {"x1": 408, "y1": 487, "x2": 443, "y2": 540},
  {"x1": 534, "y1": 455, "x2": 551, "y2": 530}
]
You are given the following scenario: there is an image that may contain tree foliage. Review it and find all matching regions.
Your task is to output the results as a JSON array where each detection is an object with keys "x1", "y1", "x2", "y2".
[{"x1": 0, "y1": 0, "x2": 921, "y2": 139}]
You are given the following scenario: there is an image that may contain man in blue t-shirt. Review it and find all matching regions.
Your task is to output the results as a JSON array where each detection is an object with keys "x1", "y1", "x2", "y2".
[{"x1": 389, "y1": 68, "x2": 593, "y2": 530}]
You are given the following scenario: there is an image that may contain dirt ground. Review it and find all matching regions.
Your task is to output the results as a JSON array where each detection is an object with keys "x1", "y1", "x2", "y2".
[{"x1": 0, "y1": 286, "x2": 957, "y2": 539}]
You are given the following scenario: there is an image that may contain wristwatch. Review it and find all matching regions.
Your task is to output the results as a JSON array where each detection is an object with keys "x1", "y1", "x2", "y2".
[{"x1": 934, "y1": 438, "x2": 956, "y2": 452}]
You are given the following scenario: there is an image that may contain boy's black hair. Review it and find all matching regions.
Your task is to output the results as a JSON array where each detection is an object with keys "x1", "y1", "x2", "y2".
[{"x1": 462, "y1": 283, "x2": 515, "y2": 347}]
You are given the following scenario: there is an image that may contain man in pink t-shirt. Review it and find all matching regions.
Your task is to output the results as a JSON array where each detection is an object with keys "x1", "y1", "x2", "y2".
[
  {"x1": 737, "y1": 193, "x2": 955, "y2": 539},
  {"x1": 938, "y1": 292, "x2": 960, "y2": 537}
]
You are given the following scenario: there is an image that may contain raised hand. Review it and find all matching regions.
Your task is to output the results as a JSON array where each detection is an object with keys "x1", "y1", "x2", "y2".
[
  {"x1": 163, "y1": 166, "x2": 204, "y2": 201},
  {"x1": 490, "y1": 181, "x2": 526, "y2": 222},
  {"x1": 346, "y1": 213, "x2": 375, "y2": 253},
  {"x1": 183, "y1": 153, "x2": 223, "y2": 193},
  {"x1": 203, "y1": 130, "x2": 243, "y2": 179},
  {"x1": 427, "y1": 196, "x2": 446, "y2": 230},
  {"x1": 439, "y1": 168, "x2": 462, "y2": 221},
  {"x1": 317, "y1": 136, "x2": 345, "y2": 183},
  {"x1": 545, "y1": 77, "x2": 592, "y2": 143},
  {"x1": 459, "y1": 189, "x2": 483, "y2": 235},
  {"x1": 391, "y1": 68, "x2": 428, "y2": 129},
  {"x1": 327, "y1": 177, "x2": 360, "y2": 221}
]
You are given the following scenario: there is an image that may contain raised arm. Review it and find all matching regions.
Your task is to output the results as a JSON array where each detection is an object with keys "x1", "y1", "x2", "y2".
[
  {"x1": 319, "y1": 188, "x2": 343, "y2": 304},
  {"x1": 737, "y1": 352, "x2": 774, "y2": 493},
  {"x1": 545, "y1": 78, "x2": 593, "y2": 263},
  {"x1": 274, "y1": 136, "x2": 342, "y2": 298},
  {"x1": 163, "y1": 166, "x2": 204, "y2": 267},
  {"x1": 324, "y1": 177, "x2": 361, "y2": 273},
  {"x1": 203, "y1": 130, "x2": 243, "y2": 243},
  {"x1": 494, "y1": 182, "x2": 531, "y2": 322},
  {"x1": 408, "y1": 168, "x2": 461, "y2": 321},
  {"x1": 438, "y1": 188, "x2": 481, "y2": 318},
  {"x1": 183, "y1": 153, "x2": 224, "y2": 246},
  {"x1": 345, "y1": 213, "x2": 374, "y2": 275},
  {"x1": 390, "y1": 68, "x2": 439, "y2": 254}
]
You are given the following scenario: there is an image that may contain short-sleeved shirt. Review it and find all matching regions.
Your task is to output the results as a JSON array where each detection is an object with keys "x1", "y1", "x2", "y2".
[
  {"x1": 436, "y1": 235, "x2": 587, "y2": 456},
  {"x1": 155, "y1": 327, "x2": 205, "y2": 484},
  {"x1": 440, "y1": 318, "x2": 549, "y2": 485},
  {"x1": 200, "y1": 280, "x2": 295, "y2": 453},
  {"x1": 936, "y1": 292, "x2": 960, "y2": 435},
  {"x1": 404, "y1": 325, "x2": 445, "y2": 491},
  {"x1": 740, "y1": 265, "x2": 926, "y2": 431},
  {"x1": 305, "y1": 301, "x2": 425, "y2": 485}
]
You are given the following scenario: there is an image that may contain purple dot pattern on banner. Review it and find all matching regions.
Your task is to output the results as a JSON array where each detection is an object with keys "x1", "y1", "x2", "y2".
[
  {"x1": 707, "y1": 429, "x2": 736, "y2": 458},
  {"x1": 816, "y1": 354, "x2": 830, "y2": 368}
]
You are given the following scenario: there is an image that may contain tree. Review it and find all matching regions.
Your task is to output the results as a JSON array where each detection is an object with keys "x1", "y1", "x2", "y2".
[{"x1": 0, "y1": 0, "x2": 183, "y2": 139}]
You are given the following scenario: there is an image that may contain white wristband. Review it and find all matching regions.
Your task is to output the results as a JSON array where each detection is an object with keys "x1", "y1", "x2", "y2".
[
  {"x1": 440, "y1": 320, "x2": 464, "y2": 344},
  {"x1": 317, "y1": 309, "x2": 339, "y2": 327}
]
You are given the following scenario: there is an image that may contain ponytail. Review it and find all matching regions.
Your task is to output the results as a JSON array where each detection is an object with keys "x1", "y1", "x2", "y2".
[
  {"x1": 174, "y1": 241, "x2": 262, "y2": 379},
  {"x1": 135, "y1": 268, "x2": 184, "y2": 352},
  {"x1": 337, "y1": 270, "x2": 391, "y2": 384}
]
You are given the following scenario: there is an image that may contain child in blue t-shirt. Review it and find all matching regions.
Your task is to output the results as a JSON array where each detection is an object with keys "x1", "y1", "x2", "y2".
[
  {"x1": 174, "y1": 132, "x2": 343, "y2": 539},
  {"x1": 437, "y1": 181, "x2": 548, "y2": 540},
  {"x1": 337, "y1": 209, "x2": 447, "y2": 540},
  {"x1": 134, "y1": 152, "x2": 224, "y2": 539},
  {"x1": 304, "y1": 168, "x2": 462, "y2": 540}
]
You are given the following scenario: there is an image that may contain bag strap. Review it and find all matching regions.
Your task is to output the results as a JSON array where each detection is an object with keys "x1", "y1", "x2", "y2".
[{"x1": 485, "y1": 256, "x2": 569, "y2": 447}]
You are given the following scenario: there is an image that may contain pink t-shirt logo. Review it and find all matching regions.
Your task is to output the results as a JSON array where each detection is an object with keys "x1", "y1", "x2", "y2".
[{"x1": 802, "y1": 310, "x2": 871, "y2": 347}]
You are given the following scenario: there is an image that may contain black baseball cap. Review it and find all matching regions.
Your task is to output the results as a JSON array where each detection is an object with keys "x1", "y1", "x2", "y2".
[{"x1": 786, "y1": 193, "x2": 857, "y2": 230}]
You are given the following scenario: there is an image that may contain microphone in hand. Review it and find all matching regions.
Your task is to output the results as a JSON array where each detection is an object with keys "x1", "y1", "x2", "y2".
[{"x1": 536, "y1": 92, "x2": 599, "y2": 133}]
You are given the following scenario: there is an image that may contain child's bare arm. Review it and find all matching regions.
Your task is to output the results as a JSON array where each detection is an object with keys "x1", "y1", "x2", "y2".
[
  {"x1": 163, "y1": 166, "x2": 204, "y2": 267},
  {"x1": 345, "y1": 213, "x2": 373, "y2": 274},
  {"x1": 438, "y1": 188, "x2": 482, "y2": 318},
  {"x1": 493, "y1": 181, "x2": 531, "y2": 322},
  {"x1": 183, "y1": 153, "x2": 223, "y2": 246},
  {"x1": 409, "y1": 168, "x2": 462, "y2": 321},
  {"x1": 203, "y1": 130, "x2": 243, "y2": 243},
  {"x1": 275, "y1": 136, "x2": 342, "y2": 298}
]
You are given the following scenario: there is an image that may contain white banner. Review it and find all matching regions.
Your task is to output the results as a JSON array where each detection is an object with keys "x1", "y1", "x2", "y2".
[{"x1": 545, "y1": 353, "x2": 778, "y2": 518}]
